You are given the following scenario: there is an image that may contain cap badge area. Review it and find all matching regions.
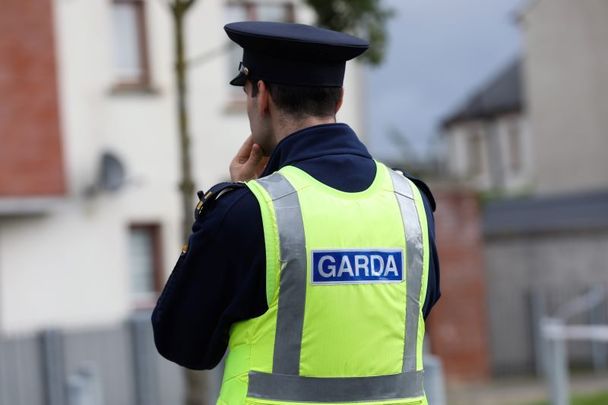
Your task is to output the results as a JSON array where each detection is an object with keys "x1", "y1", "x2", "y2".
[{"x1": 238, "y1": 62, "x2": 249, "y2": 77}]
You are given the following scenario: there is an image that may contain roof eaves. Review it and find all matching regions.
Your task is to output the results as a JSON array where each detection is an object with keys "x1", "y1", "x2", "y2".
[{"x1": 441, "y1": 59, "x2": 523, "y2": 130}]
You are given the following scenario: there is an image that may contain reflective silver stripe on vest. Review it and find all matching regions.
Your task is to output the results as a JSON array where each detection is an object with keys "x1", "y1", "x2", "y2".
[
  {"x1": 248, "y1": 370, "x2": 425, "y2": 403},
  {"x1": 389, "y1": 171, "x2": 425, "y2": 373},
  {"x1": 256, "y1": 173, "x2": 307, "y2": 375}
]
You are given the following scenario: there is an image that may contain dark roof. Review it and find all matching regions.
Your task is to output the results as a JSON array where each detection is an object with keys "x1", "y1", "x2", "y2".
[
  {"x1": 442, "y1": 59, "x2": 523, "y2": 128},
  {"x1": 484, "y1": 191, "x2": 608, "y2": 237}
]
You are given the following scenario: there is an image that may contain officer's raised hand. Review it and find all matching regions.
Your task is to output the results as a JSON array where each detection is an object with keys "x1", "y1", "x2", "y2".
[{"x1": 229, "y1": 134, "x2": 268, "y2": 182}]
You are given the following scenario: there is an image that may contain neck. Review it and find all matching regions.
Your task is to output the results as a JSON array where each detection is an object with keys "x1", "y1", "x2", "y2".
[{"x1": 273, "y1": 115, "x2": 336, "y2": 146}]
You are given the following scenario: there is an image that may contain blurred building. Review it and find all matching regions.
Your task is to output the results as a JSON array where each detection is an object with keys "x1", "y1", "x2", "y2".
[
  {"x1": 438, "y1": 0, "x2": 608, "y2": 377},
  {"x1": 0, "y1": 0, "x2": 365, "y2": 335},
  {"x1": 441, "y1": 60, "x2": 533, "y2": 196},
  {"x1": 484, "y1": 190, "x2": 608, "y2": 375},
  {"x1": 443, "y1": 0, "x2": 608, "y2": 198},
  {"x1": 521, "y1": 0, "x2": 608, "y2": 196}
]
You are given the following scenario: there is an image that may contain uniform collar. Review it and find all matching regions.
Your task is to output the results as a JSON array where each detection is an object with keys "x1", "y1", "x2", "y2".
[{"x1": 261, "y1": 123, "x2": 371, "y2": 176}]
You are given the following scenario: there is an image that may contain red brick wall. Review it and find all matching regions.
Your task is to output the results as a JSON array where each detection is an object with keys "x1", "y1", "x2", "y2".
[
  {"x1": 0, "y1": 0, "x2": 65, "y2": 196},
  {"x1": 427, "y1": 189, "x2": 491, "y2": 381}
]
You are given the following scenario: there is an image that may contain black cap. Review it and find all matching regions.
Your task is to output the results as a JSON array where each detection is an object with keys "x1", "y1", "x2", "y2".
[{"x1": 224, "y1": 21, "x2": 369, "y2": 87}]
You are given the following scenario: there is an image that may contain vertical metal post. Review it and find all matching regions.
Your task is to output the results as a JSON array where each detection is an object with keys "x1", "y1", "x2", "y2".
[
  {"x1": 544, "y1": 319, "x2": 570, "y2": 405},
  {"x1": 0, "y1": 336, "x2": 8, "y2": 405},
  {"x1": 530, "y1": 290, "x2": 548, "y2": 377},
  {"x1": 590, "y1": 286, "x2": 607, "y2": 371},
  {"x1": 67, "y1": 365, "x2": 104, "y2": 405},
  {"x1": 130, "y1": 313, "x2": 159, "y2": 405},
  {"x1": 40, "y1": 329, "x2": 66, "y2": 405},
  {"x1": 423, "y1": 354, "x2": 446, "y2": 405}
]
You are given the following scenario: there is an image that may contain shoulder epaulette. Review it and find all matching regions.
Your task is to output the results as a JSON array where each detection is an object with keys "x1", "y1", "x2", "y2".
[{"x1": 195, "y1": 182, "x2": 247, "y2": 220}]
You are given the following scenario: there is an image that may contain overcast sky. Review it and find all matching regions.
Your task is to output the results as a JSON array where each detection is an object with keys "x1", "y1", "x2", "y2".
[{"x1": 365, "y1": 0, "x2": 524, "y2": 162}]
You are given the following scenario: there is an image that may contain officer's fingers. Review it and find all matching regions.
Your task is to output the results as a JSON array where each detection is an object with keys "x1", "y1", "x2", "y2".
[
  {"x1": 247, "y1": 144, "x2": 263, "y2": 165},
  {"x1": 235, "y1": 135, "x2": 254, "y2": 162},
  {"x1": 255, "y1": 156, "x2": 269, "y2": 177}
]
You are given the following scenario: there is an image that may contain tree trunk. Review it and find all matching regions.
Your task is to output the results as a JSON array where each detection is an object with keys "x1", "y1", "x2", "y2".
[
  {"x1": 172, "y1": 1, "x2": 195, "y2": 240},
  {"x1": 170, "y1": 1, "x2": 211, "y2": 405}
]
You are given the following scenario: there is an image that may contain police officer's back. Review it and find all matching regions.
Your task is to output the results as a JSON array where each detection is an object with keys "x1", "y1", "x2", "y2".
[{"x1": 153, "y1": 21, "x2": 440, "y2": 405}]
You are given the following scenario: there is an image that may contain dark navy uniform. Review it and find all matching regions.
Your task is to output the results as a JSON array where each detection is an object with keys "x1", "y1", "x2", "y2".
[{"x1": 152, "y1": 123, "x2": 440, "y2": 370}]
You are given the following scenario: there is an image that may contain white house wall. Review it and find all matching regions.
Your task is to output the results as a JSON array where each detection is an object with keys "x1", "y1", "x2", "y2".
[
  {"x1": 0, "y1": 0, "x2": 365, "y2": 334},
  {"x1": 444, "y1": 115, "x2": 533, "y2": 194},
  {"x1": 522, "y1": 0, "x2": 608, "y2": 195}
]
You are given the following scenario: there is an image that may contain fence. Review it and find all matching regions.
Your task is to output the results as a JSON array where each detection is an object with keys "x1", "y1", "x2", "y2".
[
  {"x1": 540, "y1": 286, "x2": 608, "y2": 405},
  {"x1": 0, "y1": 311, "x2": 223, "y2": 405},
  {"x1": 527, "y1": 283, "x2": 608, "y2": 376}
]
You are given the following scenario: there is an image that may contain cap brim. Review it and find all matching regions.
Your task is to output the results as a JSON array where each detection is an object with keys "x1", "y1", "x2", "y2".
[{"x1": 229, "y1": 72, "x2": 247, "y2": 86}]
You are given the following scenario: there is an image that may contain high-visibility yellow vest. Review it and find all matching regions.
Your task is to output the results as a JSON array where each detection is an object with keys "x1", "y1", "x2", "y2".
[{"x1": 217, "y1": 161, "x2": 430, "y2": 405}]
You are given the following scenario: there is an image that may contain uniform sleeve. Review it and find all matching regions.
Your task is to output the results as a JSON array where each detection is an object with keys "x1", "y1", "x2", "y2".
[
  {"x1": 151, "y1": 188, "x2": 268, "y2": 370},
  {"x1": 419, "y1": 187, "x2": 441, "y2": 319}
]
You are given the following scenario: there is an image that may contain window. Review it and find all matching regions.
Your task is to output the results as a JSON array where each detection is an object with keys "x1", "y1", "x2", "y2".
[
  {"x1": 468, "y1": 128, "x2": 484, "y2": 177},
  {"x1": 507, "y1": 119, "x2": 522, "y2": 174},
  {"x1": 225, "y1": 2, "x2": 295, "y2": 90},
  {"x1": 111, "y1": 0, "x2": 150, "y2": 89},
  {"x1": 225, "y1": 2, "x2": 295, "y2": 26},
  {"x1": 128, "y1": 224, "x2": 162, "y2": 306}
]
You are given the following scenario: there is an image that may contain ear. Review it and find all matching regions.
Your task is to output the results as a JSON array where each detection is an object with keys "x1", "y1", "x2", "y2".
[
  {"x1": 335, "y1": 88, "x2": 345, "y2": 114},
  {"x1": 257, "y1": 80, "x2": 270, "y2": 115}
]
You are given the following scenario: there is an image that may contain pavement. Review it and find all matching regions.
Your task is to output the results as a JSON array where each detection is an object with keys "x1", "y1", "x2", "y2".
[{"x1": 446, "y1": 372, "x2": 608, "y2": 405}]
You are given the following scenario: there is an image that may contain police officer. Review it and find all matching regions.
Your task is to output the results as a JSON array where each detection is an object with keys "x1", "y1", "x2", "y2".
[{"x1": 153, "y1": 21, "x2": 440, "y2": 405}]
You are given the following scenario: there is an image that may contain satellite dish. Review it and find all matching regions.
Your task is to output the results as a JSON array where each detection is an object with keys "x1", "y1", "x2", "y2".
[{"x1": 98, "y1": 151, "x2": 126, "y2": 192}]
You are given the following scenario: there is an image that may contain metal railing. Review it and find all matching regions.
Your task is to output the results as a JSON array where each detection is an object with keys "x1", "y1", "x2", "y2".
[
  {"x1": 541, "y1": 286, "x2": 608, "y2": 405},
  {"x1": 0, "y1": 313, "x2": 218, "y2": 405}
]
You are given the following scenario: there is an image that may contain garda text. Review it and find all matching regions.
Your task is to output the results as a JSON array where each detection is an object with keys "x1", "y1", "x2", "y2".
[{"x1": 311, "y1": 250, "x2": 404, "y2": 284}]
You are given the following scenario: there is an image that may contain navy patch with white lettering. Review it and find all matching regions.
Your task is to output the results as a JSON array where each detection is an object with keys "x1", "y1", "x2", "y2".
[{"x1": 311, "y1": 250, "x2": 404, "y2": 284}]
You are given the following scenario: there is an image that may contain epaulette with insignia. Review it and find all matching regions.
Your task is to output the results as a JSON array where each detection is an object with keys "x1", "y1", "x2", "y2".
[{"x1": 194, "y1": 182, "x2": 246, "y2": 220}]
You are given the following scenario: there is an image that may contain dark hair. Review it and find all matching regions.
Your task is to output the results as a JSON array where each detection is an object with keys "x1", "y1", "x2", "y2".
[{"x1": 249, "y1": 80, "x2": 342, "y2": 118}]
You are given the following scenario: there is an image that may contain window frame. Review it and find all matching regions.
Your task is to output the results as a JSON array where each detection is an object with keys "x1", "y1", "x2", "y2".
[
  {"x1": 507, "y1": 117, "x2": 522, "y2": 175},
  {"x1": 467, "y1": 126, "x2": 484, "y2": 178},
  {"x1": 225, "y1": 1, "x2": 295, "y2": 22},
  {"x1": 111, "y1": 0, "x2": 152, "y2": 92},
  {"x1": 128, "y1": 223, "x2": 164, "y2": 309}
]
